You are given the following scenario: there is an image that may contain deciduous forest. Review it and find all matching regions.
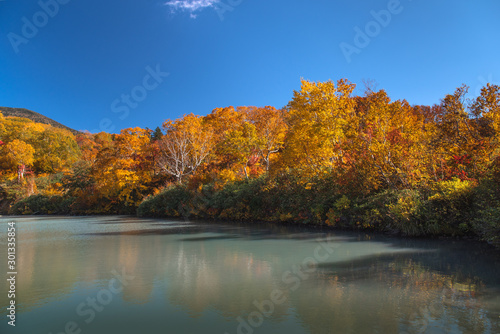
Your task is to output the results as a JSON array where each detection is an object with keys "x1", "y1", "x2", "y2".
[{"x1": 1, "y1": 80, "x2": 499, "y2": 246}]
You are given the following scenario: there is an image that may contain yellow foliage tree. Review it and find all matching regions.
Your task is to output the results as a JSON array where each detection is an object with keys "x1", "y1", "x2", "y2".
[
  {"x1": 5, "y1": 139, "x2": 35, "y2": 167},
  {"x1": 223, "y1": 120, "x2": 259, "y2": 179},
  {"x1": 4, "y1": 139, "x2": 35, "y2": 181},
  {"x1": 282, "y1": 79, "x2": 356, "y2": 176},
  {"x1": 0, "y1": 111, "x2": 5, "y2": 138}
]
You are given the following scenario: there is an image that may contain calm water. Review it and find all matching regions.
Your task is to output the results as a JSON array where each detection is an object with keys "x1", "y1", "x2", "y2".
[{"x1": 1, "y1": 216, "x2": 500, "y2": 334}]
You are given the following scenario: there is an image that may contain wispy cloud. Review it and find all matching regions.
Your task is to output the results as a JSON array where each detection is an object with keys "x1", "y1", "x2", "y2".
[{"x1": 165, "y1": 0, "x2": 220, "y2": 17}]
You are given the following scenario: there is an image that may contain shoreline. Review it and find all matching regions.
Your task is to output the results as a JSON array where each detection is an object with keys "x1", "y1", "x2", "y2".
[{"x1": 2, "y1": 212, "x2": 498, "y2": 251}]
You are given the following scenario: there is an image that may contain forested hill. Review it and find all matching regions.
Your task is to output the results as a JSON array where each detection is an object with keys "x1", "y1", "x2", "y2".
[{"x1": 0, "y1": 107, "x2": 79, "y2": 135}]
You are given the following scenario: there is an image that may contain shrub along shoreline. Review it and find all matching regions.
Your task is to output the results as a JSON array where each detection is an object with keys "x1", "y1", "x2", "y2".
[
  {"x1": 134, "y1": 175, "x2": 499, "y2": 247},
  {"x1": 5, "y1": 174, "x2": 500, "y2": 248}
]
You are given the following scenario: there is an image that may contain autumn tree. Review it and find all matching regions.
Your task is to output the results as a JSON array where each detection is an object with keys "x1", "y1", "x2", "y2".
[
  {"x1": 75, "y1": 132, "x2": 100, "y2": 163},
  {"x1": 470, "y1": 83, "x2": 500, "y2": 180},
  {"x1": 222, "y1": 120, "x2": 259, "y2": 179},
  {"x1": 201, "y1": 106, "x2": 285, "y2": 180},
  {"x1": 0, "y1": 111, "x2": 5, "y2": 139},
  {"x1": 246, "y1": 106, "x2": 287, "y2": 173},
  {"x1": 0, "y1": 116, "x2": 80, "y2": 174},
  {"x1": 472, "y1": 83, "x2": 500, "y2": 139},
  {"x1": 4, "y1": 139, "x2": 35, "y2": 181},
  {"x1": 32, "y1": 127, "x2": 81, "y2": 173},
  {"x1": 158, "y1": 114, "x2": 214, "y2": 184},
  {"x1": 349, "y1": 90, "x2": 434, "y2": 190},
  {"x1": 437, "y1": 85, "x2": 475, "y2": 145},
  {"x1": 281, "y1": 79, "x2": 356, "y2": 176},
  {"x1": 432, "y1": 85, "x2": 490, "y2": 180},
  {"x1": 86, "y1": 128, "x2": 154, "y2": 212},
  {"x1": 0, "y1": 116, "x2": 36, "y2": 143}
]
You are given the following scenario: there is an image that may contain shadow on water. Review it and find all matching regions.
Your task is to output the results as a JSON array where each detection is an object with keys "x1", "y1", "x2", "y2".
[
  {"x1": 81, "y1": 217, "x2": 500, "y2": 293},
  {"x1": 83, "y1": 218, "x2": 350, "y2": 241},
  {"x1": 179, "y1": 235, "x2": 243, "y2": 242}
]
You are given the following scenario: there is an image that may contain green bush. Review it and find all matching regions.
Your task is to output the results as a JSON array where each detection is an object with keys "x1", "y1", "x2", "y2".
[
  {"x1": 472, "y1": 180, "x2": 500, "y2": 247},
  {"x1": 473, "y1": 206, "x2": 500, "y2": 247},
  {"x1": 0, "y1": 181, "x2": 26, "y2": 214},
  {"x1": 137, "y1": 186, "x2": 193, "y2": 218},
  {"x1": 384, "y1": 189, "x2": 424, "y2": 235},
  {"x1": 11, "y1": 194, "x2": 74, "y2": 215},
  {"x1": 420, "y1": 178, "x2": 476, "y2": 236}
]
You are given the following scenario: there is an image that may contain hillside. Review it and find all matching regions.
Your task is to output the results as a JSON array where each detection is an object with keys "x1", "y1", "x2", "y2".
[{"x1": 0, "y1": 106, "x2": 80, "y2": 135}]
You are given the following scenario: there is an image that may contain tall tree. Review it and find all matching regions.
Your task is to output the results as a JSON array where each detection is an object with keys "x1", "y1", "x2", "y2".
[
  {"x1": 434, "y1": 85, "x2": 487, "y2": 179},
  {"x1": 351, "y1": 90, "x2": 431, "y2": 189},
  {"x1": 151, "y1": 126, "x2": 164, "y2": 142},
  {"x1": 223, "y1": 120, "x2": 259, "y2": 179},
  {"x1": 32, "y1": 127, "x2": 81, "y2": 173},
  {"x1": 90, "y1": 127, "x2": 154, "y2": 211},
  {"x1": 246, "y1": 106, "x2": 287, "y2": 173},
  {"x1": 158, "y1": 114, "x2": 214, "y2": 184},
  {"x1": 472, "y1": 83, "x2": 500, "y2": 139},
  {"x1": 282, "y1": 79, "x2": 356, "y2": 176},
  {"x1": 4, "y1": 139, "x2": 35, "y2": 181}
]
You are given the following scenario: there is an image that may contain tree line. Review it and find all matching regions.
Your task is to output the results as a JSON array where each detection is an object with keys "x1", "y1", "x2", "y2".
[{"x1": 1, "y1": 80, "x2": 499, "y2": 245}]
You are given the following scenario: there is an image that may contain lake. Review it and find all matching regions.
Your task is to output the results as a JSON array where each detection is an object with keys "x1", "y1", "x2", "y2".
[{"x1": 1, "y1": 216, "x2": 499, "y2": 334}]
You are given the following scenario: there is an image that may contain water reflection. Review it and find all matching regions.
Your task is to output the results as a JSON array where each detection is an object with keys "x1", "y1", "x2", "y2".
[{"x1": 0, "y1": 216, "x2": 499, "y2": 334}]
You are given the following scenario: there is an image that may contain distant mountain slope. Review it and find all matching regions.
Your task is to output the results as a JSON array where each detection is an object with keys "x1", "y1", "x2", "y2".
[{"x1": 0, "y1": 107, "x2": 80, "y2": 135}]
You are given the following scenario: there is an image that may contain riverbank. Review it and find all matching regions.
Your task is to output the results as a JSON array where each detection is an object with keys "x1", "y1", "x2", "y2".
[
  {"x1": 137, "y1": 176, "x2": 500, "y2": 247},
  {"x1": 8, "y1": 174, "x2": 497, "y2": 247}
]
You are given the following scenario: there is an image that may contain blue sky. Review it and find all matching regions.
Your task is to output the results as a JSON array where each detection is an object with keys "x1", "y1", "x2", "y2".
[{"x1": 1, "y1": 0, "x2": 499, "y2": 133}]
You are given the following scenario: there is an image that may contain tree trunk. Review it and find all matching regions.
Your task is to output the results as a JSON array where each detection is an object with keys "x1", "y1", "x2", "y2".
[
  {"x1": 17, "y1": 164, "x2": 25, "y2": 183},
  {"x1": 243, "y1": 164, "x2": 249, "y2": 179}
]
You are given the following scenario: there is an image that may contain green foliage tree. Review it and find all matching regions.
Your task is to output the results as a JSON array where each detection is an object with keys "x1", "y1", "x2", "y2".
[{"x1": 151, "y1": 126, "x2": 164, "y2": 142}]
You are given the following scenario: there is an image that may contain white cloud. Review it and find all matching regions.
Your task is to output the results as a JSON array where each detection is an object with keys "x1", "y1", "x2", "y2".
[{"x1": 165, "y1": 0, "x2": 220, "y2": 16}]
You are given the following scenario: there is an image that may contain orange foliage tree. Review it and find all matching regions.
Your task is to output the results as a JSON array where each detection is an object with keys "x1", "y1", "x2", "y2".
[{"x1": 157, "y1": 114, "x2": 215, "y2": 184}]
